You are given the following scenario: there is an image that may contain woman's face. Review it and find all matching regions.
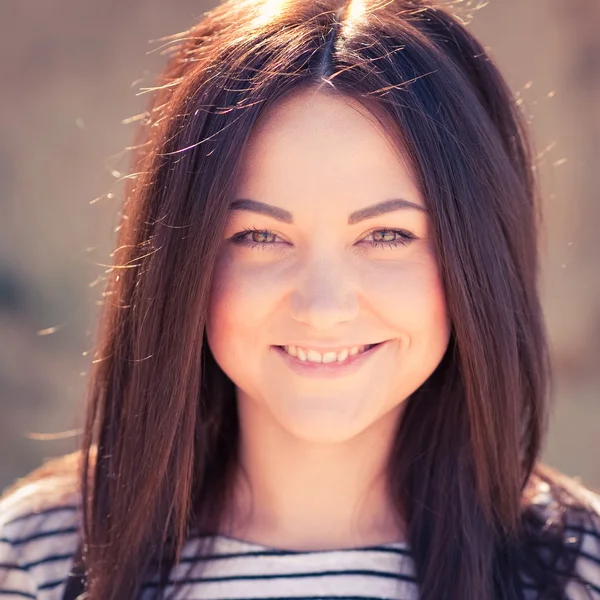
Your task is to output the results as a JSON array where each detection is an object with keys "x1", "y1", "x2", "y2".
[{"x1": 206, "y1": 87, "x2": 451, "y2": 443}]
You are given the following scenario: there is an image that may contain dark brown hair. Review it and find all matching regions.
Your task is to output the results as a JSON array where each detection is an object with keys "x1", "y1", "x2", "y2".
[{"x1": 10, "y1": 0, "x2": 600, "y2": 598}]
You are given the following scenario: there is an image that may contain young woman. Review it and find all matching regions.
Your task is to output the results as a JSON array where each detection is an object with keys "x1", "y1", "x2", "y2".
[{"x1": 1, "y1": 0, "x2": 599, "y2": 598}]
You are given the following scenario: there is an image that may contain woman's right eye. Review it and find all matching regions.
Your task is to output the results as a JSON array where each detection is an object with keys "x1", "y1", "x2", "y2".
[
  {"x1": 229, "y1": 227, "x2": 277, "y2": 246},
  {"x1": 229, "y1": 227, "x2": 286, "y2": 251}
]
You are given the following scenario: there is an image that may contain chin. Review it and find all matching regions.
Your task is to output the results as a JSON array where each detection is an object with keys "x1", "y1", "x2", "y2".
[{"x1": 276, "y1": 411, "x2": 376, "y2": 444}]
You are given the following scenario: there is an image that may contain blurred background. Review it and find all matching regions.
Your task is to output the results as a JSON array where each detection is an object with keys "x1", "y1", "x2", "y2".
[{"x1": 0, "y1": 0, "x2": 598, "y2": 493}]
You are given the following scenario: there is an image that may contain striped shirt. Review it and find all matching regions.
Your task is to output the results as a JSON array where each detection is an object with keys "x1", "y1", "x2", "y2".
[{"x1": 1, "y1": 475, "x2": 600, "y2": 599}]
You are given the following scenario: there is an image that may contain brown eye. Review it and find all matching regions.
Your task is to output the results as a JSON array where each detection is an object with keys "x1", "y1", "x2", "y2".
[
  {"x1": 229, "y1": 227, "x2": 286, "y2": 251},
  {"x1": 362, "y1": 228, "x2": 416, "y2": 249},
  {"x1": 249, "y1": 230, "x2": 276, "y2": 243}
]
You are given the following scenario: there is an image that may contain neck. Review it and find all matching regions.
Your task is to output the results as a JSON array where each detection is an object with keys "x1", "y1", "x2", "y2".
[{"x1": 224, "y1": 396, "x2": 407, "y2": 551}]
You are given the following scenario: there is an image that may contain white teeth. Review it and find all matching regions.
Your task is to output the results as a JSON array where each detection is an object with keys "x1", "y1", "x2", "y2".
[
  {"x1": 336, "y1": 348, "x2": 349, "y2": 362},
  {"x1": 306, "y1": 349, "x2": 322, "y2": 363},
  {"x1": 322, "y1": 351, "x2": 338, "y2": 364},
  {"x1": 282, "y1": 344, "x2": 369, "y2": 363}
]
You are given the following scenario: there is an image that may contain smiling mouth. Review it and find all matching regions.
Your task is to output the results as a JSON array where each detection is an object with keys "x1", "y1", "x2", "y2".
[{"x1": 274, "y1": 340, "x2": 387, "y2": 364}]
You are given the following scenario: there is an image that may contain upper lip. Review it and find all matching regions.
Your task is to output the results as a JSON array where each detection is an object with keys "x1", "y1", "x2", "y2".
[{"x1": 275, "y1": 341, "x2": 387, "y2": 353}]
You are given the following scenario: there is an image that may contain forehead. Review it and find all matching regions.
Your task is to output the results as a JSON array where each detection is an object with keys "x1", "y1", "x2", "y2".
[{"x1": 234, "y1": 88, "x2": 421, "y2": 208}]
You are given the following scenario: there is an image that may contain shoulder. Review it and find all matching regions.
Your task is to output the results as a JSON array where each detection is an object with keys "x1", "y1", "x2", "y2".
[
  {"x1": 0, "y1": 452, "x2": 82, "y2": 598},
  {"x1": 562, "y1": 480, "x2": 600, "y2": 599},
  {"x1": 524, "y1": 463, "x2": 600, "y2": 599}
]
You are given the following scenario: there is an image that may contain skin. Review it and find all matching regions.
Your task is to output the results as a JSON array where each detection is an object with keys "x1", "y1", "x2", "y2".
[{"x1": 205, "y1": 86, "x2": 451, "y2": 551}]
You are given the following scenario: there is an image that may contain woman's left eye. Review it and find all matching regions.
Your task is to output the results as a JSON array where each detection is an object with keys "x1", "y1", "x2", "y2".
[{"x1": 229, "y1": 227, "x2": 417, "y2": 251}]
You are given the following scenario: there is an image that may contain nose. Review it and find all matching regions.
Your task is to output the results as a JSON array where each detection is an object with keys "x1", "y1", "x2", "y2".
[{"x1": 289, "y1": 254, "x2": 359, "y2": 330}]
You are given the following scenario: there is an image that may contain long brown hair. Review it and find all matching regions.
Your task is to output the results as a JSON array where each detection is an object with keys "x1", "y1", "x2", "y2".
[{"x1": 20, "y1": 0, "x2": 599, "y2": 598}]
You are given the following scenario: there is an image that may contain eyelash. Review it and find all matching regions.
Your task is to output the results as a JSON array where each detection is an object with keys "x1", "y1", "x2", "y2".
[{"x1": 229, "y1": 226, "x2": 417, "y2": 251}]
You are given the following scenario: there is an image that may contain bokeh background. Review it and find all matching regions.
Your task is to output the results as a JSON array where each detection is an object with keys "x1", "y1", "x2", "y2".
[{"x1": 0, "y1": 0, "x2": 598, "y2": 493}]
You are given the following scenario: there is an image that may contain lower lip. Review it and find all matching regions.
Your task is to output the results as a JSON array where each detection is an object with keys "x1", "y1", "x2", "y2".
[{"x1": 271, "y1": 341, "x2": 390, "y2": 378}]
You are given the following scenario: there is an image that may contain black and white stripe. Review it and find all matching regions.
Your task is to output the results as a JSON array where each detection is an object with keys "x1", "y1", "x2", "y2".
[
  {"x1": 2, "y1": 484, "x2": 600, "y2": 599},
  {"x1": 0, "y1": 500, "x2": 416, "y2": 599}
]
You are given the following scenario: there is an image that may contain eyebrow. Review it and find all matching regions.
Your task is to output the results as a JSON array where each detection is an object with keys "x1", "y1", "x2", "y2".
[{"x1": 229, "y1": 198, "x2": 426, "y2": 225}]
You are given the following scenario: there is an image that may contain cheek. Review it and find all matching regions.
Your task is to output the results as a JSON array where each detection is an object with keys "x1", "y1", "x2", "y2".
[
  {"x1": 364, "y1": 256, "x2": 449, "y2": 344},
  {"x1": 403, "y1": 265, "x2": 447, "y2": 334},
  {"x1": 206, "y1": 254, "x2": 281, "y2": 354}
]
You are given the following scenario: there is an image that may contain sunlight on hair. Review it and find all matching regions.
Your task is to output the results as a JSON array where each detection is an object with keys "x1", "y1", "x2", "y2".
[
  {"x1": 341, "y1": 0, "x2": 367, "y2": 37},
  {"x1": 346, "y1": 0, "x2": 367, "y2": 22},
  {"x1": 342, "y1": 0, "x2": 398, "y2": 37},
  {"x1": 254, "y1": 0, "x2": 289, "y2": 27}
]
